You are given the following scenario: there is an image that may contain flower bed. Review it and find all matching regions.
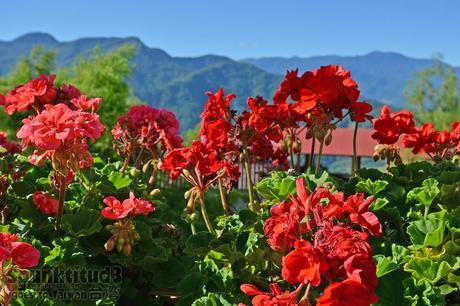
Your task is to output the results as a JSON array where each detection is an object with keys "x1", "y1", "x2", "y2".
[{"x1": 0, "y1": 66, "x2": 457, "y2": 305}]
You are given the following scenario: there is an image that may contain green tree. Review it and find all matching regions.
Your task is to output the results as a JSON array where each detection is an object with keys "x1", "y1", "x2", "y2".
[
  {"x1": 58, "y1": 44, "x2": 136, "y2": 130},
  {"x1": 182, "y1": 124, "x2": 200, "y2": 146},
  {"x1": 404, "y1": 60, "x2": 460, "y2": 130}
]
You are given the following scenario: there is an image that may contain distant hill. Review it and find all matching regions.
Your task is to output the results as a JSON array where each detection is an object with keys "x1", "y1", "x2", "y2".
[{"x1": 1, "y1": 33, "x2": 456, "y2": 130}]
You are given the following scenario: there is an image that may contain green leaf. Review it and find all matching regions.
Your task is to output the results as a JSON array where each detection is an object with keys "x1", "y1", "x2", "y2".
[
  {"x1": 404, "y1": 257, "x2": 455, "y2": 283},
  {"x1": 375, "y1": 255, "x2": 399, "y2": 278},
  {"x1": 403, "y1": 278, "x2": 445, "y2": 306},
  {"x1": 108, "y1": 172, "x2": 132, "y2": 190},
  {"x1": 356, "y1": 179, "x2": 389, "y2": 195},
  {"x1": 62, "y1": 208, "x2": 102, "y2": 237},
  {"x1": 10, "y1": 181, "x2": 35, "y2": 197},
  {"x1": 370, "y1": 197, "x2": 389, "y2": 211},
  {"x1": 185, "y1": 232, "x2": 213, "y2": 256},
  {"x1": 407, "y1": 178, "x2": 440, "y2": 209},
  {"x1": 407, "y1": 217, "x2": 445, "y2": 248},
  {"x1": 177, "y1": 272, "x2": 207, "y2": 296},
  {"x1": 278, "y1": 177, "x2": 296, "y2": 196},
  {"x1": 192, "y1": 293, "x2": 232, "y2": 306}
]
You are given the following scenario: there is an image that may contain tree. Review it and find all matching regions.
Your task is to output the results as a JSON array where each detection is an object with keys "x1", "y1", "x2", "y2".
[{"x1": 404, "y1": 60, "x2": 460, "y2": 130}]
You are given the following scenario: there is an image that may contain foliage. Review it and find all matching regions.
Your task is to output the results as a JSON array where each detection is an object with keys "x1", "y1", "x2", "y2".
[
  {"x1": 404, "y1": 61, "x2": 460, "y2": 130},
  {"x1": 0, "y1": 64, "x2": 457, "y2": 306}
]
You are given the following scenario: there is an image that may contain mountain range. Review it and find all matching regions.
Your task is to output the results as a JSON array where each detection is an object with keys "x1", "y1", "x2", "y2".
[{"x1": 1, "y1": 33, "x2": 458, "y2": 130}]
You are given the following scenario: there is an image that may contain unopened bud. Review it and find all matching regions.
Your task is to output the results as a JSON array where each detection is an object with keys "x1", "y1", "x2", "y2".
[
  {"x1": 105, "y1": 237, "x2": 116, "y2": 252},
  {"x1": 122, "y1": 243, "x2": 132, "y2": 256},
  {"x1": 142, "y1": 160, "x2": 151, "y2": 173},
  {"x1": 150, "y1": 188, "x2": 161, "y2": 197},
  {"x1": 324, "y1": 134, "x2": 333, "y2": 146}
]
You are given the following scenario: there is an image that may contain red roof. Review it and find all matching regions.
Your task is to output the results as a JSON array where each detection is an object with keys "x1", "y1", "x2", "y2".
[{"x1": 298, "y1": 128, "x2": 402, "y2": 157}]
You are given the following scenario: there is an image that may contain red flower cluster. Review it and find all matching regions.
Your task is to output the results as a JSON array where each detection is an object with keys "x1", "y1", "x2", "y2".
[
  {"x1": 240, "y1": 283, "x2": 301, "y2": 306},
  {"x1": 0, "y1": 232, "x2": 40, "y2": 305},
  {"x1": 1, "y1": 75, "x2": 58, "y2": 114},
  {"x1": 101, "y1": 193, "x2": 154, "y2": 256},
  {"x1": 112, "y1": 105, "x2": 182, "y2": 160},
  {"x1": 1, "y1": 75, "x2": 105, "y2": 177},
  {"x1": 243, "y1": 178, "x2": 380, "y2": 305},
  {"x1": 101, "y1": 192, "x2": 155, "y2": 220},
  {"x1": 274, "y1": 66, "x2": 372, "y2": 125},
  {"x1": 0, "y1": 131, "x2": 21, "y2": 156},
  {"x1": 372, "y1": 105, "x2": 415, "y2": 145},
  {"x1": 403, "y1": 121, "x2": 459, "y2": 161},
  {"x1": 372, "y1": 105, "x2": 459, "y2": 162},
  {"x1": 199, "y1": 89, "x2": 240, "y2": 187},
  {"x1": 17, "y1": 103, "x2": 104, "y2": 174},
  {"x1": 0, "y1": 232, "x2": 40, "y2": 268},
  {"x1": 1, "y1": 74, "x2": 102, "y2": 115},
  {"x1": 32, "y1": 191, "x2": 59, "y2": 215}
]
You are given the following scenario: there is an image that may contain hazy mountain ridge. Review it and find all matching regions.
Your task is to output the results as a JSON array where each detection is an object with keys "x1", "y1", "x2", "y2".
[{"x1": 1, "y1": 33, "x2": 455, "y2": 130}]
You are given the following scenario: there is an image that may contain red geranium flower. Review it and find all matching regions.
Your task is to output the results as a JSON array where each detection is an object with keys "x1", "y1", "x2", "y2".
[
  {"x1": 316, "y1": 277, "x2": 378, "y2": 306},
  {"x1": 263, "y1": 200, "x2": 308, "y2": 252},
  {"x1": 101, "y1": 196, "x2": 134, "y2": 220},
  {"x1": 10, "y1": 241, "x2": 41, "y2": 269},
  {"x1": 344, "y1": 254, "x2": 378, "y2": 290},
  {"x1": 403, "y1": 121, "x2": 459, "y2": 161},
  {"x1": 343, "y1": 193, "x2": 382, "y2": 237},
  {"x1": 240, "y1": 283, "x2": 301, "y2": 306},
  {"x1": 16, "y1": 103, "x2": 104, "y2": 173},
  {"x1": 282, "y1": 240, "x2": 329, "y2": 286},
  {"x1": 0, "y1": 131, "x2": 21, "y2": 156},
  {"x1": 372, "y1": 105, "x2": 415, "y2": 145},
  {"x1": 32, "y1": 191, "x2": 59, "y2": 216},
  {"x1": 3, "y1": 75, "x2": 57, "y2": 114}
]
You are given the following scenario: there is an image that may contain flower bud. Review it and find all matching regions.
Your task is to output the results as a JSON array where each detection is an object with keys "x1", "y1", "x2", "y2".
[
  {"x1": 324, "y1": 134, "x2": 333, "y2": 146},
  {"x1": 104, "y1": 237, "x2": 116, "y2": 252},
  {"x1": 150, "y1": 188, "x2": 160, "y2": 197},
  {"x1": 142, "y1": 160, "x2": 151, "y2": 173},
  {"x1": 122, "y1": 242, "x2": 132, "y2": 256}
]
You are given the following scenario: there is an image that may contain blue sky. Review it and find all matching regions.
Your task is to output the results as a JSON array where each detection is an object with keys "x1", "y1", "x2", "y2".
[{"x1": 1, "y1": 0, "x2": 459, "y2": 65}]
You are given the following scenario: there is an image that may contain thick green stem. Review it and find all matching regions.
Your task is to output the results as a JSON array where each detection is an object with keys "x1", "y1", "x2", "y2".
[
  {"x1": 199, "y1": 193, "x2": 214, "y2": 234},
  {"x1": 190, "y1": 222, "x2": 196, "y2": 235},
  {"x1": 315, "y1": 138, "x2": 325, "y2": 176},
  {"x1": 243, "y1": 144, "x2": 257, "y2": 212},
  {"x1": 54, "y1": 174, "x2": 67, "y2": 234},
  {"x1": 217, "y1": 178, "x2": 230, "y2": 215},
  {"x1": 352, "y1": 121, "x2": 359, "y2": 176},
  {"x1": 307, "y1": 138, "x2": 316, "y2": 171}
]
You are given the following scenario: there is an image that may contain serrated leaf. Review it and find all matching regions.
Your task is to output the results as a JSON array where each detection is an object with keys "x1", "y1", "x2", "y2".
[
  {"x1": 62, "y1": 208, "x2": 102, "y2": 237},
  {"x1": 404, "y1": 257, "x2": 455, "y2": 283},
  {"x1": 108, "y1": 172, "x2": 132, "y2": 190},
  {"x1": 375, "y1": 255, "x2": 399, "y2": 278},
  {"x1": 356, "y1": 178, "x2": 389, "y2": 195}
]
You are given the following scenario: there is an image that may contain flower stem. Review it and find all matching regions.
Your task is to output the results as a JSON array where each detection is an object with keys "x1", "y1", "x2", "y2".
[
  {"x1": 307, "y1": 138, "x2": 316, "y2": 171},
  {"x1": 243, "y1": 144, "x2": 257, "y2": 212},
  {"x1": 217, "y1": 178, "x2": 230, "y2": 215},
  {"x1": 190, "y1": 222, "x2": 196, "y2": 235},
  {"x1": 352, "y1": 121, "x2": 359, "y2": 176},
  {"x1": 315, "y1": 137, "x2": 325, "y2": 176},
  {"x1": 134, "y1": 149, "x2": 145, "y2": 168},
  {"x1": 55, "y1": 174, "x2": 67, "y2": 234},
  {"x1": 199, "y1": 193, "x2": 214, "y2": 234},
  {"x1": 121, "y1": 152, "x2": 132, "y2": 173}
]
